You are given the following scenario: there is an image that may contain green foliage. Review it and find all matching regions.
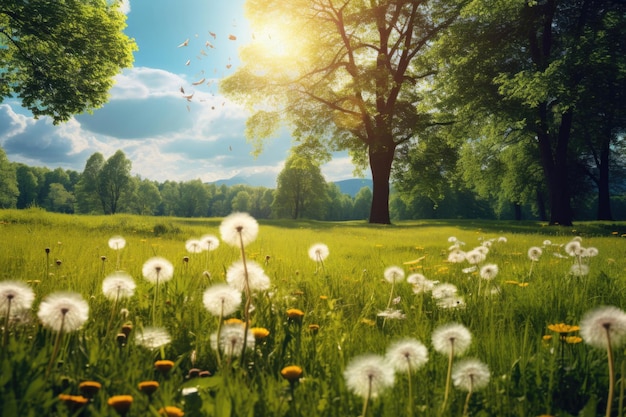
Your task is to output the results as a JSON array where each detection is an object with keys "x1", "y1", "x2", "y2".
[
  {"x1": 1, "y1": 211, "x2": 626, "y2": 416},
  {"x1": 0, "y1": 148, "x2": 18, "y2": 208},
  {"x1": 0, "y1": 0, "x2": 137, "y2": 123}
]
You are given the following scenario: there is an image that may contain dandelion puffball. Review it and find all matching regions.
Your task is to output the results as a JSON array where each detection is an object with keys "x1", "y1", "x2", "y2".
[
  {"x1": 219, "y1": 212, "x2": 259, "y2": 247},
  {"x1": 102, "y1": 272, "x2": 136, "y2": 300},
  {"x1": 108, "y1": 236, "x2": 126, "y2": 250},
  {"x1": 383, "y1": 266, "x2": 405, "y2": 283},
  {"x1": 0, "y1": 280, "x2": 35, "y2": 315},
  {"x1": 308, "y1": 243, "x2": 330, "y2": 262},
  {"x1": 580, "y1": 306, "x2": 626, "y2": 349},
  {"x1": 452, "y1": 358, "x2": 491, "y2": 391},
  {"x1": 432, "y1": 322, "x2": 472, "y2": 356},
  {"x1": 185, "y1": 239, "x2": 203, "y2": 254},
  {"x1": 385, "y1": 338, "x2": 429, "y2": 373},
  {"x1": 142, "y1": 257, "x2": 174, "y2": 284},
  {"x1": 527, "y1": 246, "x2": 542, "y2": 261},
  {"x1": 343, "y1": 354, "x2": 395, "y2": 398},
  {"x1": 226, "y1": 260, "x2": 270, "y2": 292},
  {"x1": 202, "y1": 284, "x2": 242, "y2": 316},
  {"x1": 210, "y1": 323, "x2": 255, "y2": 357},
  {"x1": 200, "y1": 234, "x2": 220, "y2": 251},
  {"x1": 135, "y1": 326, "x2": 172, "y2": 349},
  {"x1": 37, "y1": 292, "x2": 89, "y2": 332}
]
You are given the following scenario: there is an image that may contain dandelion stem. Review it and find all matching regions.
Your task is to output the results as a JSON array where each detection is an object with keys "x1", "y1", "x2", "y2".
[
  {"x1": 605, "y1": 326, "x2": 616, "y2": 417},
  {"x1": 361, "y1": 375, "x2": 373, "y2": 417},
  {"x1": 238, "y1": 229, "x2": 251, "y2": 368},
  {"x1": 46, "y1": 313, "x2": 66, "y2": 378},
  {"x1": 106, "y1": 289, "x2": 120, "y2": 335},
  {"x1": 462, "y1": 376, "x2": 474, "y2": 417},
  {"x1": 440, "y1": 340, "x2": 455, "y2": 416},
  {"x1": 152, "y1": 273, "x2": 160, "y2": 326},
  {"x1": 619, "y1": 360, "x2": 625, "y2": 417},
  {"x1": 2, "y1": 297, "x2": 11, "y2": 351},
  {"x1": 406, "y1": 359, "x2": 414, "y2": 417},
  {"x1": 215, "y1": 301, "x2": 224, "y2": 368}
]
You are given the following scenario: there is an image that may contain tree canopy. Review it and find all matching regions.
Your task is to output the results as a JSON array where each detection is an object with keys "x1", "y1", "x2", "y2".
[
  {"x1": 222, "y1": 0, "x2": 462, "y2": 224},
  {"x1": 0, "y1": 0, "x2": 136, "y2": 123}
]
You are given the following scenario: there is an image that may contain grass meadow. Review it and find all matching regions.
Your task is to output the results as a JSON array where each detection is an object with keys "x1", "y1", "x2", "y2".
[{"x1": 1, "y1": 208, "x2": 626, "y2": 417}]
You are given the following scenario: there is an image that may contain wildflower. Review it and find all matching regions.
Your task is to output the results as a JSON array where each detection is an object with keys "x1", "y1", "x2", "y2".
[
  {"x1": 383, "y1": 266, "x2": 405, "y2": 283},
  {"x1": 108, "y1": 236, "x2": 126, "y2": 250},
  {"x1": 452, "y1": 358, "x2": 490, "y2": 391},
  {"x1": 185, "y1": 239, "x2": 203, "y2": 254},
  {"x1": 308, "y1": 324, "x2": 320, "y2": 335},
  {"x1": 447, "y1": 249, "x2": 466, "y2": 263},
  {"x1": 155, "y1": 359, "x2": 175, "y2": 373},
  {"x1": 565, "y1": 336, "x2": 582, "y2": 344},
  {"x1": 548, "y1": 323, "x2": 580, "y2": 340},
  {"x1": 585, "y1": 247, "x2": 599, "y2": 258},
  {"x1": 344, "y1": 354, "x2": 395, "y2": 399},
  {"x1": 210, "y1": 323, "x2": 255, "y2": 357},
  {"x1": 159, "y1": 406, "x2": 185, "y2": 417},
  {"x1": 37, "y1": 292, "x2": 89, "y2": 332},
  {"x1": 202, "y1": 284, "x2": 242, "y2": 316},
  {"x1": 432, "y1": 323, "x2": 472, "y2": 357},
  {"x1": 280, "y1": 365, "x2": 304, "y2": 383},
  {"x1": 564, "y1": 240, "x2": 581, "y2": 257},
  {"x1": 437, "y1": 297, "x2": 466, "y2": 309},
  {"x1": 224, "y1": 318, "x2": 245, "y2": 325},
  {"x1": 462, "y1": 266, "x2": 477, "y2": 274},
  {"x1": 219, "y1": 212, "x2": 259, "y2": 247},
  {"x1": 251, "y1": 327, "x2": 270, "y2": 339},
  {"x1": 200, "y1": 234, "x2": 220, "y2": 251},
  {"x1": 465, "y1": 250, "x2": 485, "y2": 265},
  {"x1": 102, "y1": 272, "x2": 136, "y2": 300},
  {"x1": 580, "y1": 306, "x2": 626, "y2": 417},
  {"x1": 226, "y1": 260, "x2": 270, "y2": 292},
  {"x1": 138, "y1": 380, "x2": 159, "y2": 396},
  {"x1": 308, "y1": 243, "x2": 330, "y2": 262},
  {"x1": 542, "y1": 239, "x2": 552, "y2": 246},
  {"x1": 58, "y1": 394, "x2": 88, "y2": 410},
  {"x1": 142, "y1": 257, "x2": 174, "y2": 284},
  {"x1": 479, "y1": 264, "x2": 499, "y2": 280},
  {"x1": 527, "y1": 247, "x2": 543, "y2": 262},
  {"x1": 432, "y1": 283, "x2": 458, "y2": 300},
  {"x1": 78, "y1": 380, "x2": 102, "y2": 397},
  {"x1": 580, "y1": 306, "x2": 626, "y2": 350},
  {"x1": 287, "y1": 308, "x2": 305, "y2": 322},
  {"x1": 385, "y1": 338, "x2": 429, "y2": 374},
  {"x1": 377, "y1": 309, "x2": 406, "y2": 319},
  {"x1": 474, "y1": 246, "x2": 489, "y2": 256},
  {"x1": 407, "y1": 273, "x2": 436, "y2": 294},
  {"x1": 108, "y1": 395, "x2": 133, "y2": 416},
  {"x1": 135, "y1": 327, "x2": 171, "y2": 349},
  {"x1": 0, "y1": 280, "x2": 35, "y2": 316},
  {"x1": 497, "y1": 236, "x2": 507, "y2": 243}
]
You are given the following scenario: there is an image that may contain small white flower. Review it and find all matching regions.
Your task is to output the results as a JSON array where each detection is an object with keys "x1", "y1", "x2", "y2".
[{"x1": 0, "y1": 281, "x2": 35, "y2": 316}]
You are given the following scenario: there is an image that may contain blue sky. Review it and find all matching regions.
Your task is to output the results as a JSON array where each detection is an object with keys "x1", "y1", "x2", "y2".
[{"x1": 0, "y1": 0, "x2": 360, "y2": 187}]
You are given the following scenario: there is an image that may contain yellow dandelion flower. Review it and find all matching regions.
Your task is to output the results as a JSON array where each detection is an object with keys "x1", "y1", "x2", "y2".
[
  {"x1": 154, "y1": 360, "x2": 175, "y2": 373},
  {"x1": 611, "y1": 231, "x2": 619, "y2": 235},
  {"x1": 159, "y1": 406, "x2": 185, "y2": 417},
  {"x1": 319, "y1": 295, "x2": 328, "y2": 300},
  {"x1": 518, "y1": 282, "x2": 529, "y2": 287},
  {"x1": 308, "y1": 324, "x2": 320, "y2": 335},
  {"x1": 504, "y1": 280, "x2": 519, "y2": 285},
  {"x1": 565, "y1": 336, "x2": 583, "y2": 344},
  {"x1": 251, "y1": 327, "x2": 270, "y2": 339},
  {"x1": 58, "y1": 394, "x2": 89, "y2": 408},
  {"x1": 403, "y1": 256, "x2": 426, "y2": 265},
  {"x1": 280, "y1": 365, "x2": 304, "y2": 382},
  {"x1": 361, "y1": 318, "x2": 376, "y2": 326},
  {"x1": 108, "y1": 395, "x2": 133, "y2": 416},
  {"x1": 224, "y1": 318, "x2": 245, "y2": 325},
  {"x1": 286, "y1": 308, "x2": 305, "y2": 321},
  {"x1": 138, "y1": 381, "x2": 159, "y2": 396},
  {"x1": 547, "y1": 323, "x2": 580, "y2": 334},
  {"x1": 292, "y1": 290, "x2": 304, "y2": 296},
  {"x1": 542, "y1": 335, "x2": 553, "y2": 342}
]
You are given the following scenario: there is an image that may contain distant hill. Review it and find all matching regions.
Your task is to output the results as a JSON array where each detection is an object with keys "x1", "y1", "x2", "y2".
[{"x1": 333, "y1": 178, "x2": 373, "y2": 197}]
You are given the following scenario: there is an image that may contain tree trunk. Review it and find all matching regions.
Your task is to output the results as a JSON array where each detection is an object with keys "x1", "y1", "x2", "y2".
[
  {"x1": 368, "y1": 143, "x2": 395, "y2": 224},
  {"x1": 596, "y1": 137, "x2": 613, "y2": 220}
]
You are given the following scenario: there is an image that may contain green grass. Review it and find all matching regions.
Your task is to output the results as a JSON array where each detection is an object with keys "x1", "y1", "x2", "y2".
[{"x1": 1, "y1": 208, "x2": 626, "y2": 417}]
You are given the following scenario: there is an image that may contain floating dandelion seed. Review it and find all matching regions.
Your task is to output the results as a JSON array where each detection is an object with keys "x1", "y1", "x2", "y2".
[
  {"x1": 344, "y1": 354, "x2": 395, "y2": 417},
  {"x1": 203, "y1": 284, "x2": 242, "y2": 316},
  {"x1": 219, "y1": 212, "x2": 259, "y2": 248},
  {"x1": 226, "y1": 260, "x2": 270, "y2": 292},
  {"x1": 136, "y1": 326, "x2": 171, "y2": 349},
  {"x1": 580, "y1": 306, "x2": 626, "y2": 417}
]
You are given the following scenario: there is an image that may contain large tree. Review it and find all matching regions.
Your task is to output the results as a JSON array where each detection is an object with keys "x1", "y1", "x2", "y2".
[
  {"x1": 0, "y1": 0, "x2": 136, "y2": 123},
  {"x1": 222, "y1": 0, "x2": 461, "y2": 224},
  {"x1": 100, "y1": 150, "x2": 132, "y2": 214},
  {"x1": 0, "y1": 147, "x2": 18, "y2": 208},
  {"x1": 430, "y1": 0, "x2": 626, "y2": 225}
]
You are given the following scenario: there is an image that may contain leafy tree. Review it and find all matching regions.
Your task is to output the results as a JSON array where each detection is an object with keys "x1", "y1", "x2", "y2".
[
  {"x1": 232, "y1": 190, "x2": 251, "y2": 213},
  {"x1": 133, "y1": 178, "x2": 162, "y2": 215},
  {"x1": 99, "y1": 150, "x2": 132, "y2": 214},
  {"x1": 272, "y1": 151, "x2": 329, "y2": 219},
  {"x1": 14, "y1": 163, "x2": 39, "y2": 208},
  {"x1": 75, "y1": 153, "x2": 105, "y2": 213},
  {"x1": 47, "y1": 183, "x2": 75, "y2": 213},
  {"x1": 0, "y1": 0, "x2": 136, "y2": 123},
  {"x1": 178, "y1": 180, "x2": 211, "y2": 217},
  {"x1": 159, "y1": 181, "x2": 180, "y2": 216},
  {"x1": 0, "y1": 147, "x2": 18, "y2": 208},
  {"x1": 352, "y1": 187, "x2": 373, "y2": 220},
  {"x1": 222, "y1": 0, "x2": 461, "y2": 224},
  {"x1": 325, "y1": 183, "x2": 354, "y2": 221}
]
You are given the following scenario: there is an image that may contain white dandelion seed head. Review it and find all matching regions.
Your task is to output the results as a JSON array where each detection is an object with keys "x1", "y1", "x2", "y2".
[
  {"x1": 383, "y1": 266, "x2": 405, "y2": 283},
  {"x1": 219, "y1": 212, "x2": 259, "y2": 248},
  {"x1": 142, "y1": 257, "x2": 174, "y2": 284},
  {"x1": 0, "y1": 281, "x2": 35, "y2": 315},
  {"x1": 437, "y1": 296, "x2": 466, "y2": 309},
  {"x1": 586, "y1": 247, "x2": 599, "y2": 257},
  {"x1": 543, "y1": 239, "x2": 552, "y2": 246},
  {"x1": 385, "y1": 338, "x2": 429, "y2": 373},
  {"x1": 407, "y1": 273, "x2": 426, "y2": 285},
  {"x1": 527, "y1": 246, "x2": 543, "y2": 261},
  {"x1": 308, "y1": 243, "x2": 330, "y2": 262},
  {"x1": 108, "y1": 236, "x2": 126, "y2": 250},
  {"x1": 482, "y1": 240, "x2": 492, "y2": 248},
  {"x1": 447, "y1": 249, "x2": 466, "y2": 263},
  {"x1": 448, "y1": 236, "x2": 458, "y2": 243},
  {"x1": 452, "y1": 358, "x2": 491, "y2": 392},
  {"x1": 574, "y1": 246, "x2": 587, "y2": 257},
  {"x1": 564, "y1": 240, "x2": 581, "y2": 256},
  {"x1": 135, "y1": 326, "x2": 171, "y2": 349},
  {"x1": 377, "y1": 308, "x2": 406, "y2": 320},
  {"x1": 465, "y1": 250, "x2": 486, "y2": 265},
  {"x1": 572, "y1": 236, "x2": 583, "y2": 242},
  {"x1": 185, "y1": 239, "x2": 204, "y2": 254},
  {"x1": 210, "y1": 323, "x2": 255, "y2": 357},
  {"x1": 432, "y1": 322, "x2": 472, "y2": 356},
  {"x1": 462, "y1": 266, "x2": 477, "y2": 274},
  {"x1": 498, "y1": 236, "x2": 508, "y2": 243},
  {"x1": 200, "y1": 234, "x2": 220, "y2": 251},
  {"x1": 570, "y1": 264, "x2": 590, "y2": 277},
  {"x1": 226, "y1": 260, "x2": 271, "y2": 292},
  {"x1": 432, "y1": 283, "x2": 458, "y2": 300},
  {"x1": 580, "y1": 306, "x2": 626, "y2": 349},
  {"x1": 37, "y1": 292, "x2": 89, "y2": 333},
  {"x1": 102, "y1": 272, "x2": 136, "y2": 300},
  {"x1": 202, "y1": 284, "x2": 242, "y2": 316},
  {"x1": 474, "y1": 246, "x2": 489, "y2": 256},
  {"x1": 480, "y1": 264, "x2": 499, "y2": 280},
  {"x1": 343, "y1": 354, "x2": 395, "y2": 399}
]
